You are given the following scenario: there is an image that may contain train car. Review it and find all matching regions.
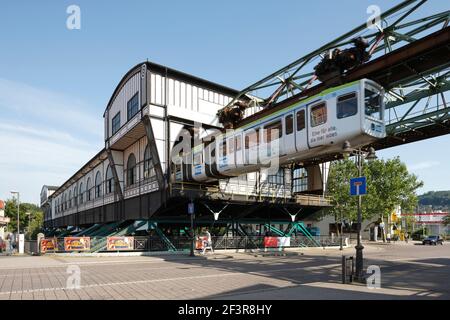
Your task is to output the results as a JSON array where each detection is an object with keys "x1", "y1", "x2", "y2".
[{"x1": 174, "y1": 78, "x2": 385, "y2": 183}]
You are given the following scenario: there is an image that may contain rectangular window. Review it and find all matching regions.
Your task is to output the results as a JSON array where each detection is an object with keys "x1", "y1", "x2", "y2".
[
  {"x1": 337, "y1": 92, "x2": 357, "y2": 119},
  {"x1": 285, "y1": 114, "x2": 293, "y2": 135},
  {"x1": 296, "y1": 110, "x2": 305, "y2": 131},
  {"x1": 228, "y1": 138, "x2": 234, "y2": 154},
  {"x1": 310, "y1": 103, "x2": 327, "y2": 127},
  {"x1": 220, "y1": 140, "x2": 227, "y2": 156},
  {"x1": 292, "y1": 168, "x2": 308, "y2": 193},
  {"x1": 264, "y1": 121, "x2": 282, "y2": 143},
  {"x1": 235, "y1": 135, "x2": 242, "y2": 151},
  {"x1": 365, "y1": 88, "x2": 382, "y2": 120},
  {"x1": 245, "y1": 130, "x2": 259, "y2": 149},
  {"x1": 268, "y1": 168, "x2": 284, "y2": 186},
  {"x1": 194, "y1": 153, "x2": 202, "y2": 166},
  {"x1": 127, "y1": 93, "x2": 139, "y2": 121},
  {"x1": 112, "y1": 112, "x2": 121, "y2": 135}
]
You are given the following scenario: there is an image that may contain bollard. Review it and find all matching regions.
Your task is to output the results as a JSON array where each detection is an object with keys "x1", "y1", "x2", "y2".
[
  {"x1": 342, "y1": 256, "x2": 347, "y2": 284},
  {"x1": 342, "y1": 255, "x2": 354, "y2": 284}
]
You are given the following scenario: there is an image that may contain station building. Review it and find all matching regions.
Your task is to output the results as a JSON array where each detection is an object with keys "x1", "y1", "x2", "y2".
[{"x1": 41, "y1": 62, "x2": 331, "y2": 235}]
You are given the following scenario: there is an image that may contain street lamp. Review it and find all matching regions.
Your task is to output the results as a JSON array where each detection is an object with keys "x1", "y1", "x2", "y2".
[
  {"x1": 342, "y1": 141, "x2": 377, "y2": 282},
  {"x1": 25, "y1": 212, "x2": 31, "y2": 234},
  {"x1": 10, "y1": 191, "x2": 20, "y2": 236}
]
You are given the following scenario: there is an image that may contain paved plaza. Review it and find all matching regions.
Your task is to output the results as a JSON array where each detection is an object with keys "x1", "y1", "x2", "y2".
[{"x1": 0, "y1": 242, "x2": 449, "y2": 300}]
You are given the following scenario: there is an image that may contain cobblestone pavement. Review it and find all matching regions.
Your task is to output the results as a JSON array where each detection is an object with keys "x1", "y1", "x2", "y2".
[{"x1": 0, "y1": 242, "x2": 448, "y2": 300}]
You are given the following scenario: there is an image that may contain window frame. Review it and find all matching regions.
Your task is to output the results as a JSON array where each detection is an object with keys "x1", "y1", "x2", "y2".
[
  {"x1": 127, "y1": 153, "x2": 137, "y2": 186},
  {"x1": 112, "y1": 111, "x2": 121, "y2": 135},
  {"x1": 296, "y1": 109, "x2": 306, "y2": 131},
  {"x1": 264, "y1": 121, "x2": 282, "y2": 143},
  {"x1": 285, "y1": 114, "x2": 294, "y2": 135},
  {"x1": 127, "y1": 93, "x2": 139, "y2": 121},
  {"x1": 337, "y1": 92, "x2": 358, "y2": 119},
  {"x1": 310, "y1": 102, "x2": 327, "y2": 127},
  {"x1": 95, "y1": 171, "x2": 102, "y2": 198},
  {"x1": 235, "y1": 135, "x2": 242, "y2": 152},
  {"x1": 143, "y1": 145, "x2": 154, "y2": 180}
]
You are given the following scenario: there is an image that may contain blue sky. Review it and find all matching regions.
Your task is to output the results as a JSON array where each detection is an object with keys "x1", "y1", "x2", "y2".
[{"x1": 0, "y1": 0, "x2": 449, "y2": 204}]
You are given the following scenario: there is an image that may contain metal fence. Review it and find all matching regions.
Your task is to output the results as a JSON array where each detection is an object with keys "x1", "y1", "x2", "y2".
[
  {"x1": 24, "y1": 240, "x2": 39, "y2": 255},
  {"x1": 33, "y1": 235, "x2": 344, "y2": 254}
]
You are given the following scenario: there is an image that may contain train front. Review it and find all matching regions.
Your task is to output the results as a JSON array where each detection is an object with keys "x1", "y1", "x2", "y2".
[{"x1": 362, "y1": 79, "x2": 386, "y2": 140}]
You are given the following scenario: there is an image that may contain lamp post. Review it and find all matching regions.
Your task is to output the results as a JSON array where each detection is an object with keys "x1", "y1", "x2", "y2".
[
  {"x1": 10, "y1": 191, "x2": 20, "y2": 236},
  {"x1": 342, "y1": 141, "x2": 377, "y2": 282},
  {"x1": 26, "y1": 212, "x2": 31, "y2": 235}
]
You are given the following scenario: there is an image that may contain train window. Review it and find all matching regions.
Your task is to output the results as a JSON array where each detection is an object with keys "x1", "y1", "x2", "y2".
[
  {"x1": 310, "y1": 103, "x2": 327, "y2": 127},
  {"x1": 220, "y1": 140, "x2": 227, "y2": 156},
  {"x1": 285, "y1": 115, "x2": 293, "y2": 135},
  {"x1": 245, "y1": 130, "x2": 259, "y2": 148},
  {"x1": 194, "y1": 153, "x2": 202, "y2": 166},
  {"x1": 235, "y1": 135, "x2": 242, "y2": 151},
  {"x1": 296, "y1": 110, "x2": 305, "y2": 131},
  {"x1": 365, "y1": 88, "x2": 382, "y2": 120},
  {"x1": 337, "y1": 93, "x2": 357, "y2": 119},
  {"x1": 264, "y1": 121, "x2": 282, "y2": 143},
  {"x1": 228, "y1": 138, "x2": 234, "y2": 154}
]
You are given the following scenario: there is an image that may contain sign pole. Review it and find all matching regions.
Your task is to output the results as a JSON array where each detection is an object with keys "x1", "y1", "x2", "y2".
[
  {"x1": 188, "y1": 202, "x2": 195, "y2": 257},
  {"x1": 355, "y1": 150, "x2": 364, "y2": 282}
]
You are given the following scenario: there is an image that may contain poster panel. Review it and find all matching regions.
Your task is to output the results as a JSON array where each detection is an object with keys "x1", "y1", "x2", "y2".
[
  {"x1": 64, "y1": 237, "x2": 90, "y2": 251},
  {"x1": 40, "y1": 238, "x2": 57, "y2": 253},
  {"x1": 106, "y1": 237, "x2": 134, "y2": 251}
]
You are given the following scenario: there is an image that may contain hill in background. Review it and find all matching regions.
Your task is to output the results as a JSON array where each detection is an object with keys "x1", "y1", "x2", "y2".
[{"x1": 418, "y1": 191, "x2": 450, "y2": 211}]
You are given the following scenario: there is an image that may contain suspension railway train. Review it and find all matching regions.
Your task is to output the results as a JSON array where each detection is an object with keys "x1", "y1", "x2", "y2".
[{"x1": 172, "y1": 79, "x2": 385, "y2": 183}]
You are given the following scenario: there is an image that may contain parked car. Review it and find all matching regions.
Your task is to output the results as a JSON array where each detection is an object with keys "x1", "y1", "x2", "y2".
[{"x1": 422, "y1": 235, "x2": 444, "y2": 245}]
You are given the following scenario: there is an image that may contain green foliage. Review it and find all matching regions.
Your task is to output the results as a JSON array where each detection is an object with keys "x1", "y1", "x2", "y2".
[
  {"x1": 418, "y1": 190, "x2": 450, "y2": 209},
  {"x1": 4, "y1": 199, "x2": 44, "y2": 238},
  {"x1": 326, "y1": 157, "x2": 423, "y2": 222},
  {"x1": 443, "y1": 214, "x2": 450, "y2": 226}
]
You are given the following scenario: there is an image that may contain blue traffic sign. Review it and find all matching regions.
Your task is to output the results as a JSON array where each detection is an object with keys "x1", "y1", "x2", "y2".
[
  {"x1": 188, "y1": 203, "x2": 195, "y2": 215},
  {"x1": 350, "y1": 177, "x2": 367, "y2": 196}
]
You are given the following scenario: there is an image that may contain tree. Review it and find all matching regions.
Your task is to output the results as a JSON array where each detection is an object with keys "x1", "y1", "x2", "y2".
[
  {"x1": 326, "y1": 157, "x2": 423, "y2": 226},
  {"x1": 444, "y1": 214, "x2": 450, "y2": 226},
  {"x1": 4, "y1": 199, "x2": 44, "y2": 239}
]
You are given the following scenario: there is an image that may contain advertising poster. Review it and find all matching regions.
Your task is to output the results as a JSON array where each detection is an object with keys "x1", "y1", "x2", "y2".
[
  {"x1": 278, "y1": 237, "x2": 291, "y2": 247},
  {"x1": 64, "y1": 237, "x2": 90, "y2": 251},
  {"x1": 263, "y1": 237, "x2": 279, "y2": 248},
  {"x1": 107, "y1": 237, "x2": 134, "y2": 251},
  {"x1": 195, "y1": 236, "x2": 208, "y2": 250},
  {"x1": 40, "y1": 238, "x2": 57, "y2": 253}
]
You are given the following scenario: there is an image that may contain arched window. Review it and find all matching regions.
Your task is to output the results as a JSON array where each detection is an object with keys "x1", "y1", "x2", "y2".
[
  {"x1": 79, "y1": 182, "x2": 84, "y2": 204},
  {"x1": 68, "y1": 190, "x2": 72, "y2": 208},
  {"x1": 73, "y1": 186, "x2": 77, "y2": 206},
  {"x1": 127, "y1": 153, "x2": 137, "y2": 186},
  {"x1": 63, "y1": 193, "x2": 67, "y2": 211},
  {"x1": 144, "y1": 145, "x2": 154, "y2": 179},
  {"x1": 106, "y1": 165, "x2": 114, "y2": 194},
  {"x1": 95, "y1": 171, "x2": 102, "y2": 198},
  {"x1": 86, "y1": 177, "x2": 92, "y2": 201}
]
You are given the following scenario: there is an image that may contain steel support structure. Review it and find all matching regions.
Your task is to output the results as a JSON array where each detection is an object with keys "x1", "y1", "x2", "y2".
[
  {"x1": 220, "y1": 0, "x2": 450, "y2": 152},
  {"x1": 223, "y1": 0, "x2": 449, "y2": 110}
]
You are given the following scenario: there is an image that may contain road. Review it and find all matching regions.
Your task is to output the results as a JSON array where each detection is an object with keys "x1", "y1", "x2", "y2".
[{"x1": 0, "y1": 242, "x2": 448, "y2": 300}]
